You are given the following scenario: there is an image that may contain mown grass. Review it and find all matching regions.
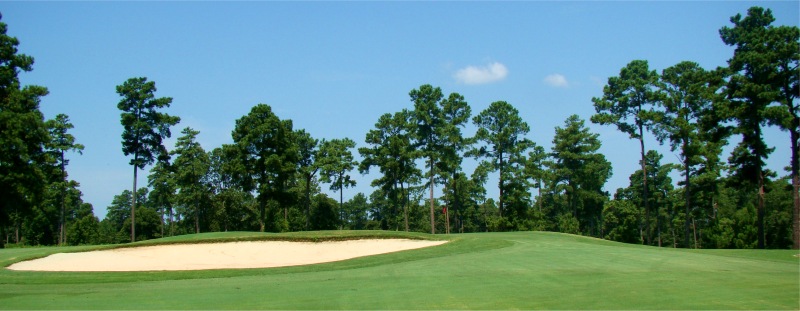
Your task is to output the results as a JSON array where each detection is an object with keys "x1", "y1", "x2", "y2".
[{"x1": 0, "y1": 231, "x2": 797, "y2": 310}]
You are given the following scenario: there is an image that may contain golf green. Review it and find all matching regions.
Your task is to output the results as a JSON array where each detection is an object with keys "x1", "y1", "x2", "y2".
[{"x1": 1, "y1": 231, "x2": 797, "y2": 309}]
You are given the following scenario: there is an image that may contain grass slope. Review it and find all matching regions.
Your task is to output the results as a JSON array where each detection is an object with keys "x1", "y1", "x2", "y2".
[{"x1": 0, "y1": 231, "x2": 797, "y2": 310}]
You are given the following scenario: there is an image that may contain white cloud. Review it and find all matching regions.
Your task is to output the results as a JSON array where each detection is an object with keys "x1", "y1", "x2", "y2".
[
  {"x1": 544, "y1": 74, "x2": 569, "y2": 87},
  {"x1": 454, "y1": 62, "x2": 508, "y2": 85}
]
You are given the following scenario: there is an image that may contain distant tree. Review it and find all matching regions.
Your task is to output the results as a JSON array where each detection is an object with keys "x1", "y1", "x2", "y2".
[
  {"x1": 319, "y1": 138, "x2": 358, "y2": 228},
  {"x1": 471, "y1": 101, "x2": 532, "y2": 225},
  {"x1": 603, "y1": 199, "x2": 640, "y2": 244},
  {"x1": 148, "y1": 158, "x2": 176, "y2": 236},
  {"x1": 767, "y1": 27, "x2": 800, "y2": 250},
  {"x1": 719, "y1": 7, "x2": 794, "y2": 248},
  {"x1": 591, "y1": 60, "x2": 661, "y2": 245},
  {"x1": 437, "y1": 92, "x2": 472, "y2": 234},
  {"x1": 311, "y1": 193, "x2": 339, "y2": 230},
  {"x1": 723, "y1": 8, "x2": 800, "y2": 250},
  {"x1": 0, "y1": 13, "x2": 50, "y2": 247},
  {"x1": 359, "y1": 110, "x2": 421, "y2": 231},
  {"x1": 45, "y1": 114, "x2": 84, "y2": 245},
  {"x1": 105, "y1": 188, "x2": 149, "y2": 243},
  {"x1": 410, "y1": 84, "x2": 445, "y2": 234},
  {"x1": 207, "y1": 144, "x2": 251, "y2": 232},
  {"x1": 526, "y1": 145, "x2": 548, "y2": 212},
  {"x1": 122, "y1": 201, "x2": 160, "y2": 241},
  {"x1": 295, "y1": 130, "x2": 320, "y2": 230},
  {"x1": 232, "y1": 104, "x2": 297, "y2": 232},
  {"x1": 547, "y1": 115, "x2": 612, "y2": 236},
  {"x1": 656, "y1": 61, "x2": 728, "y2": 247},
  {"x1": 171, "y1": 127, "x2": 209, "y2": 234},
  {"x1": 502, "y1": 151, "x2": 534, "y2": 231},
  {"x1": 117, "y1": 77, "x2": 180, "y2": 242},
  {"x1": 620, "y1": 151, "x2": 674, "y2": 246},
  {"x1": 67, "y1": 203, "x2": 100, "y2": 245},
  {"x1": 344, "y1": 193, "x2": 370, "y2": 230}
]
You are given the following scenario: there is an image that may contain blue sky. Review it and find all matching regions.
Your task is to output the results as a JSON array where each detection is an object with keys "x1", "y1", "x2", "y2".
[{"x1": 2, "y1": 1, "x2": 798, "y2": 219}]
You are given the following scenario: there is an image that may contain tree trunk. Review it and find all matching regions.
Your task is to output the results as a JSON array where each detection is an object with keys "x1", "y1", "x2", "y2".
[
  {"x1": 259, "y1": 199, "x2": 265, "y2": 232},
  {"x1": 657, "y1": 197, "x2": 662, "y2": 248},
  {"x1": 445, "y1": 206, "x2": 450, "y2": 234},
  {"x1": 498, "y1": 152, "x2": 504, "y2": 220},
  {"x1": 131, "y1": 164, "x2": 137, "y2": 243},
  {"x1": 639, "y1": 125, "x2": 650, "y2": 246},
  {"x1": 305, "y1": 174, "x2": 312, "y2": 231},
  {"x1": 60, "y1": 151, "x2": 65, "y2": 246},
  {"x1": 537, "y1": 176, "x2": 543, "y2": 213},
  {"x1": 692, "y1": 217, "x2": 698, "y2": 249},
  {"x1": 429, "y1": 156, "x2": 435, "y2": 234},
  {"x1": 169, "y1": 207, "x2": 174, "y2": 237},
  {"x1": 794, "y1": 173, "x2": 800, "y2": 250},
  {"x1": 453, "y1": 169, "x2": 460, "y2": 233},
  {"x1": 340, "y1": 176, "x2": 344, "y2": 230},
  {"x1": 758, "y1": 170, "x2": 765, "y2": 249},
  {"x1": 483, "y1": 200, "x2": 488, "y2": 232},
  {"x1": 195, "y1": 203, "x2": 200, "y2": 234},
  {"x1": 402, "y1": 182, "x2": 409, "y2": 232},
  {"x1": 684, "y1": 143, "x2": 691, "y2": 248},
  {"x1": 160, "y1": 204, "x2": 164, "y2": 238},
  {"x1": 791, "y1": 128, "x2": 799, "y2": 250},
  {"x1": 223, "y1": 200, "x2": 228, "y2": 232}
]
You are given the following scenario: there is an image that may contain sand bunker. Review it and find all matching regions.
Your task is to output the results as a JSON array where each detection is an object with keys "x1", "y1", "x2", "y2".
[{"x1": 7, "y1": 239, "x2": 446, "y2": 272}]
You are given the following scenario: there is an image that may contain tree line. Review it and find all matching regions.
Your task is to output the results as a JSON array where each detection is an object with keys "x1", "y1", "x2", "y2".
[{"x1": 1, "y1": 7, "x2": 797, "y2": 249}]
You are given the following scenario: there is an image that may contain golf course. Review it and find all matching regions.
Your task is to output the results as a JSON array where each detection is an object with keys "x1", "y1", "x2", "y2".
[{"x1": 0, "y1": 230, "x2": 797, "y2": 309}]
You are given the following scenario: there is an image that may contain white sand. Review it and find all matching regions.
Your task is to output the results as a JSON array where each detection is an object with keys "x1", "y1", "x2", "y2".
[{"x1": 7, "y1": 239, "x2": 447, "y2": 272}]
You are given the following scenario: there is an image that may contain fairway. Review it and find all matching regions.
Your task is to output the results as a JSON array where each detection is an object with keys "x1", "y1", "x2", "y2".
[{"x1": 1, "y1": 231, "x2": 797, "y2": 310}]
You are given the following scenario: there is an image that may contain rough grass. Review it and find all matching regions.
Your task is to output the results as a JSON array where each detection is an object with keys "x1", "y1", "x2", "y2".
[{"x1": 0, "y1": 231, "x2": 797, "y2": 310}]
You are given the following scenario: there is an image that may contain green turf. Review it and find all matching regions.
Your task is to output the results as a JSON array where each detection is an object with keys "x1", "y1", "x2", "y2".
[{"x1": 0, "y1": 231, "x2": 797, "y2": 309}]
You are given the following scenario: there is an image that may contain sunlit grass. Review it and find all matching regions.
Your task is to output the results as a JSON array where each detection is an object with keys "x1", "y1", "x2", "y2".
[{"x1": 1, "y1": 231, "x2": 797, "y2": 310}]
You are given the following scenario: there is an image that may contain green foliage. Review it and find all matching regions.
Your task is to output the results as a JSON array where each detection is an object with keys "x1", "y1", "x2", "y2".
[
  {"x1": 603, "y1": 199, "x2": 641, "y2": 244},
  {"x1": 294, "y1": 129, "x2": 319, "y2": 230},
  {"x1": 318, "y1": 138, "x2": 357, "y2": 207},
  {"x1": 343, "y1": 193, "x2": 370, "y2": 230},
  {"x1": 719, "y1": 6, "x2": 795, "y2": 248},
  {"x1": 471, "y1": 101, "x2": 531, "y2": 221},
  {"x1": 592, "y1": 59, "x2": 660, "y2": 244},
  {"x1": 67, "y1": 203, "x2": 100, "y2": 246},
  {"x1": 764, "y1": 178, "x2": 794, "y2": 248},
  {"x1": 591, "y1": 59, "x2": 661, "y2": 140},
  {"x1": 117, "y1": 76, "x2": 180, "y2": 242},
  {"x1": 206, "y1": 144, "x2": 255, "y2": 232},
  {"x1": 310, "y1": 194, "x2": 339, "y2": 230},
  {"x1": 410, "y1": 84, "x2": 446, "y2": 233},
  {"x1": 121, "y1": 205, "x2": 161, "y2": 242},
  {"x1": 45, "y1": 114, "x2": 84, "y2": 163},
  {"x1": 104, "y1": 188, "x2": 149, "y2": 243},
  {"x1": 232, "y1": 104, "x2": 298, "y2": 232},
  {"x1": 547, "y1": 115, "x2": 611, "y2": 237},
  {"x1": 0, "y1": 14, "x2": 49, "y2": 245},
  {"x1": 657, "y1": 61, "x2": 731, "y2": 248},
  {"x1": 359, "y1": 110, "x2": 421, "y2": 231},
  {"x1": 722, "y1": 7, "x2": 800, "y2": 249},
  {"x1": 147, "y1": 159, "x2": 176, "y2": 236},
  {"x1": 116, "y1": 77, "x2": 180, "y2": 169},
  {"x1": 172, "y1": 127, "x2": 210, "y2": 234}
]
